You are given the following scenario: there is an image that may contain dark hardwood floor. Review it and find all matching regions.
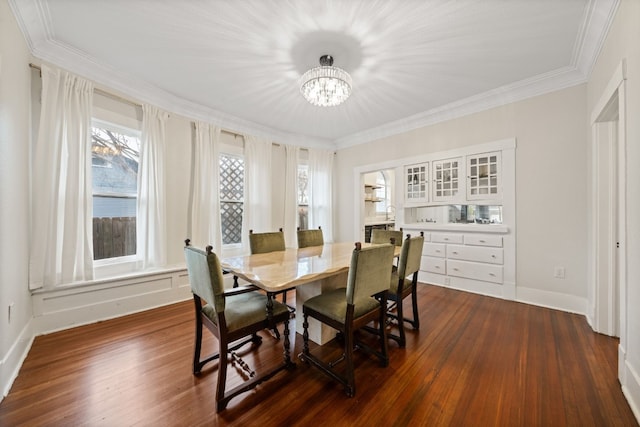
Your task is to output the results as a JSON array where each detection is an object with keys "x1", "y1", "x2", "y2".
[{"x1": 1, "y1": 284, "x2": 637, "y2": 426}]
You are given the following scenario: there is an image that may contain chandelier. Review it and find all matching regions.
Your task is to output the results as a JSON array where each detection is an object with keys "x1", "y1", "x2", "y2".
[{"x1": 300, "y1": 55, "x2": 352, "y2": 107}]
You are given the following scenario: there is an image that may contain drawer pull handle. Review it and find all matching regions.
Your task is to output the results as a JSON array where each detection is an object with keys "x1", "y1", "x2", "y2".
[
  {"x1": 444, "y1": 238, "x2": 449, "y2": 241},
  {"x1": 435, "y1": 266, "x2": 440, "y2": 269},
  {"x1": 453, "y1": 268, "x2": 459, "y2": 271},
  {"x1": 491, "y1": 255, "x2": 496, "y2": 258},
  {"x1": 479, "y1": 239, "x2": 486, "y2": 243},
  {"x1": 452, "y1": 251, "x2": 458, "y2": 255},
  {"x1": 489, "y1": 273, "x2": 496, "y2": 277},
  {"x1": 435, "y1": 250, "x2": 441, "y2": 253}
]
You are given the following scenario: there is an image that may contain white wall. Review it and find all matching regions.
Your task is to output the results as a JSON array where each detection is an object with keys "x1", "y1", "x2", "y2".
[
  {"x1": 588, "y1": 0, "x2": 640, "y2": 419},
  {"x1": 336, "y1": 84, "x2": 588, "y2": 313},
  {"x1": 0, "y1": 0, "x2": 35, "y2": 396}
]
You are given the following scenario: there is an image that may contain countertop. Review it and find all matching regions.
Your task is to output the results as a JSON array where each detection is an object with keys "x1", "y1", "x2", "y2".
[{"x1": 400, "y1": 222, "x2": 509, "y2": 234}]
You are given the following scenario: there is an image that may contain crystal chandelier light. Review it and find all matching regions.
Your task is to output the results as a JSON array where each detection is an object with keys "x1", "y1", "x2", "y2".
[{"x1": 300, "y1": 55, "x2": 352, "y2": 107}]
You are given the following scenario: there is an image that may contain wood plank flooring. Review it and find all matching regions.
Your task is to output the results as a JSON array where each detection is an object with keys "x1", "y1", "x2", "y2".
[{"x1": 1, "y1": 284, "x2": 637, "y2": 426}]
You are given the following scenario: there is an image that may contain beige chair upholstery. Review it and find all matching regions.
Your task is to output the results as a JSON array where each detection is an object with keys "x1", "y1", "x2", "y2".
[
  {"x1": 299, "y1": 242, "x2": 395, "y2": 397},
  {"x1": 184, "y1": 240, "x2": 292, "y2": 411},
  {"x1": 297, "y1": 226, "x2": 324, "y2": 248},
  {"x1": 370, "y1": 228, "x2": 403, "y2": 246},
  {"x1": 387, "y1": 232, "x2": 424, "y2": 347}
]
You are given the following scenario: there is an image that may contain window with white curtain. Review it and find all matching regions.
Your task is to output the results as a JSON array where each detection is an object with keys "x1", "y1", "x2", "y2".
[
  {"x1": 297, "y1": 163, "x2": 309, "y2": 229},
  {"x1": 91, "y1": 120, "x2": 140, "y2": 261},
  {"x1": 220, "y1": 152, "x2": 244, "y2": 245}
]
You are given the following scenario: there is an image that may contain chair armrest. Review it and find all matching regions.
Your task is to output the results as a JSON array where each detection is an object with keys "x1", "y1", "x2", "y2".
[{"x1": 222, "y1": 284, "x2": 260, "y2": 296}]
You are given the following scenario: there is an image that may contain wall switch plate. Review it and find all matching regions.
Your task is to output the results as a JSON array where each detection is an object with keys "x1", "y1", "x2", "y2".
[{"x1": 554, "y1": 267, "x2": 566, "y2": 279}]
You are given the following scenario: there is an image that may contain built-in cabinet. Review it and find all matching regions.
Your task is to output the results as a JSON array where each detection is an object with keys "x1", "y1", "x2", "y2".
[
  {"x1": 406, "y1": 228, "x2": 510, "y2": 293},
  {"x1": 364, "y1": 184, "x2": 382, "y2": 202},
  {"x1": 432, "y1": 157, "x2": 462, "y2": 202},
  {"x1": 467, "y1": 151, "x2": 501, "y2": 200},
  {"x1": 405, "y1": 163, "x2": 428, "y2": 203},
  {"x1": 404, "y1": 151, "x2": 502, "y2": 205}
]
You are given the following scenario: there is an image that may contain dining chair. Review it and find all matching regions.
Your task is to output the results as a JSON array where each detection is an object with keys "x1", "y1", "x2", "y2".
[
  {"x1": 385, "y1": 232, "x2": 424, "y2": 347},
  {"x1": 184, "y1": 240, "x2": 292, "y2": 412},
  {"x1": 299, "y1": 242, "x2": 395, "y2": 397},
  {"x1": 297, "y1": 226, "x2": 324, "y2": 248},
  {"x1": 370, "y1": 228, "x2": 403, "y2": 246},
  {"x1": 249, "y1": 228, "x2": 285, "y2": 254}
]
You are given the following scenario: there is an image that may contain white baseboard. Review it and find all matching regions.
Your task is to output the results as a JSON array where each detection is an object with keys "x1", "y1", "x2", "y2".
[
  {"x1": 621, "y1": 346, "x2": 640, "y2": 424},
  {"x1": 1, "y1": 318, "x2": 34, "y2": 398},
  {"x1": 515, "y1": 285, "x2": 587, "y2": 315}
]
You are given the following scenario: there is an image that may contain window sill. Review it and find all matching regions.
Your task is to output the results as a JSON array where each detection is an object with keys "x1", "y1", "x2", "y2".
[{"x1": 31, "y1": 263, "x2": 187, "y2": 295}]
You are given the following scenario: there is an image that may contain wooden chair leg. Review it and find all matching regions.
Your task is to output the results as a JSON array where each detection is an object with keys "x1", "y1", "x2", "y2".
[
  {"x1": 193, "y1": 315, "x2": 203, "y2": 374},
  {"x1": 344, "y1": 327, "x2": 355, "y2": 397},
  {"x1": 216, "y1": 339, "x2": 229, "y2": 412},
  {"x1": 396, "y1": 297, "x2": 407, "y2": 348},
  {"x1": 411, "y1": 287, "x2": 420, "y2": 330}
]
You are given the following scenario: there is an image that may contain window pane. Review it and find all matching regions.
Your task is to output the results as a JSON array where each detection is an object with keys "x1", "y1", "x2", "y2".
[
  {"x1": 220, "y1": 154, "x2": 244, "y2": 245},
  {"x1": 91, "y1": 126, "x2": 140, "y2": 260}
]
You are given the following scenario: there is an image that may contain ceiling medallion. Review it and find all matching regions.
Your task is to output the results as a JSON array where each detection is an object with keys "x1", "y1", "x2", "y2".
[{"x1": 300, "y1": 55, "x2": 352, "y2": 107}]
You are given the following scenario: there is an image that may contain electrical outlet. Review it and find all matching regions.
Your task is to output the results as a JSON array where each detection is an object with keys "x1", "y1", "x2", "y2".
[
  {"x1": 554, "y1": 267, "x2": 566, "y2": 279},
  {"x1": 444, "y1": 277, "x2": 451, "y2": 286}
]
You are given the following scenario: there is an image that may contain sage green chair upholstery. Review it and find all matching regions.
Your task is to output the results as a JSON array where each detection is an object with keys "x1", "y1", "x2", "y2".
[
  {"x1": 248, "y1": 228, "x2": 290, "y2": 323},
  {"x1": 249, "y1": 228, "x2": 285, "y2": 254},
  {"x1": 297, "y1": 226, "x2": 324, "y2": 248},
  {"x1": 299, "y1": 242, "x2": 395, "y2": 397},
  {"x1": 387, "y1": 232, "x2": 424, "y2": 347},
  {"x1": 370, "y1": 228, "x2": 403, "y2": 246},
  {"x1": 184, "y1": 240, "x2": 292, "y2": 412}
]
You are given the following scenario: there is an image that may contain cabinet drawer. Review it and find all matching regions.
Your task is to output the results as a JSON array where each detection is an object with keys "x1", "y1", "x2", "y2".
[
  {"x1": 447, "y1": 259, "x2": 503, "y2": 284},
  {"x1": 423, "y1": 243, "x2": 446, "y2": 258},
  {"x1": 447, "y1": 245, "x2": 503, "y2": 264},
  {"x1": 464, "y1": 234, "x2": 503, "y2": 247},
  {"x1": 431, "y1": 233, "x2": 463, "y2": 244},
  {"x1": 421, "y1": 256, "x2": 446, "y2": 274}
]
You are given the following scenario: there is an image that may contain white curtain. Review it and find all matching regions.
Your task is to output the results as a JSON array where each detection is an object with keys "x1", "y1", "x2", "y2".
[
  {"x1": 283, "y1": 145, "x2": 299, "y2": 247},
  {"x1": 242, "y1": 135, "x2": 272, "y2": 253},
  {"x1": 29, "y1": 65, "x2": 94, "y2": 290},
  {"x1": 137, "y1": 105, "x2": 169, "y2": 269},
  {"x1": 190, "y1": 122, "x2": 222, "y2": 252},
  {"x1": 308, "y1": 148, "x2": 334, "y2": 243}
]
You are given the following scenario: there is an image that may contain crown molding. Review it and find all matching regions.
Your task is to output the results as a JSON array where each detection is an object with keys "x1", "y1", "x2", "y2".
[
  {"x1": 334, "y1": 66, "x2": 587, "y2": 149},
  {"x1": 11, "y1": 0, "x2": 618, "y2": 152}
]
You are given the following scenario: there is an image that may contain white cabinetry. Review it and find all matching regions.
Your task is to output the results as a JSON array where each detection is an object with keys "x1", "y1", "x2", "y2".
[
  {"x1": 413, "y1": 231, "x2": 507, "y2": 288},
  {"x1": 432, "y1": 157, "x2": 462, "y2": 202},
  {"x1": 467, "y1": 151, "x2": 501, "y2": 200},
  {"x1": 405, "y1": 163, "x2": 428, "y2": 204}
]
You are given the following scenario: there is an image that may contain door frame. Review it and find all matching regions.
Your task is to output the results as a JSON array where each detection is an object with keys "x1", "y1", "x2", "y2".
[{"x1": 589, "y1": 60, "x2": 627, "y2": 345}]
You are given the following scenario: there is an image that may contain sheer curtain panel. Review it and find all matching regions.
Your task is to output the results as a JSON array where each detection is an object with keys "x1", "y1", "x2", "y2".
[
  {"x1": 190, "y1": 122, "x2": 222, "y2": 251},
  {"x1": 242, "y1": 135, "x2": 272, "y2": 253},
  {"x1": 308, "y1": 148, "x2": 334, "y2": 243},
  {"x1": 29, "y1": 65, "x2": 95, "y2": 290},
  {"x1": 137, "y1": 105, "x2": 169, "y2": 269},
  {"x1": 283, "y1": 145, "x2": 299, "y2": 247}
]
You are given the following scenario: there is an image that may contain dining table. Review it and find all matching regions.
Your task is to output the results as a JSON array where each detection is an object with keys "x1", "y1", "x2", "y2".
[{"x1": 220, "y1": 241, "x2": 401, "y2": 345}]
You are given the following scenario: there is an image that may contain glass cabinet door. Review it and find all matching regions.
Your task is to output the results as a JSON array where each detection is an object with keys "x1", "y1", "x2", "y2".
[
  {"x1": 405, "y1": 163, "x2": 428, "y2": 203},
  {"x1": 467, "y1": 151, "x2": 501, "y2": 199},
  {"x1": 433, "y1": 157, "x2": 461, "y2": 202}
]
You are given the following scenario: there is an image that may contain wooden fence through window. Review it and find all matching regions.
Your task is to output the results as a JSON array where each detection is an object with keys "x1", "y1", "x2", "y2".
[{"x1": 93, "y1": 217, "x2": 136, "y2": 260}]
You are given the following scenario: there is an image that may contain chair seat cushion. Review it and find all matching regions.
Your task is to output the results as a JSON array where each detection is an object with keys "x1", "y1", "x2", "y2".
[
  {"x1": 389, "y1": 271, "x2": 412, "y2": 295},
  {"x1": 202, "y1": 291, "x2": 289, "y2": 332},
  {"x1": 303, "y1": 287, "x2": 380, "y2": 323}
]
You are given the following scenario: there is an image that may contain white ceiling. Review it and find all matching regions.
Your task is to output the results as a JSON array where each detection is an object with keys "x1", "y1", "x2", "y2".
[{"x1": 10, "y1": 0, "x2": 618, "y2": 149}]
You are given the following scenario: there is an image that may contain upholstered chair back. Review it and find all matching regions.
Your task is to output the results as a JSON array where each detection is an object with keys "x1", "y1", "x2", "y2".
[
  {"x1": 297, "y1": 226, "x2": 324, "y2": 248},
  {"x1": 346, "y1": 243, "x2": 395, "y2": 305},
  {"x1": 249, "y1": 229, "x2": 286, "y2": 254},
  {"x1": 370, "y1": 229, "x2": 403, "y2": 246},
  {"x1": 398, "y1": 234, "x2": 425, "y2": 279},
  {"x1": 184, "y1": 245, "x2": 226, "y2": 314}
]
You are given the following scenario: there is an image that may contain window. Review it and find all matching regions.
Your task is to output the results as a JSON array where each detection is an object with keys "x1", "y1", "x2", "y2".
[
  {"x1": 298, "y1": 164, "x2": 309, "y2": 229},
  {"x1": 220, "y1": 153, "x2": 244, "y2": 245},
  {"x1": 91, "y1": 123, "x2": 140, "y2": 260}
]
